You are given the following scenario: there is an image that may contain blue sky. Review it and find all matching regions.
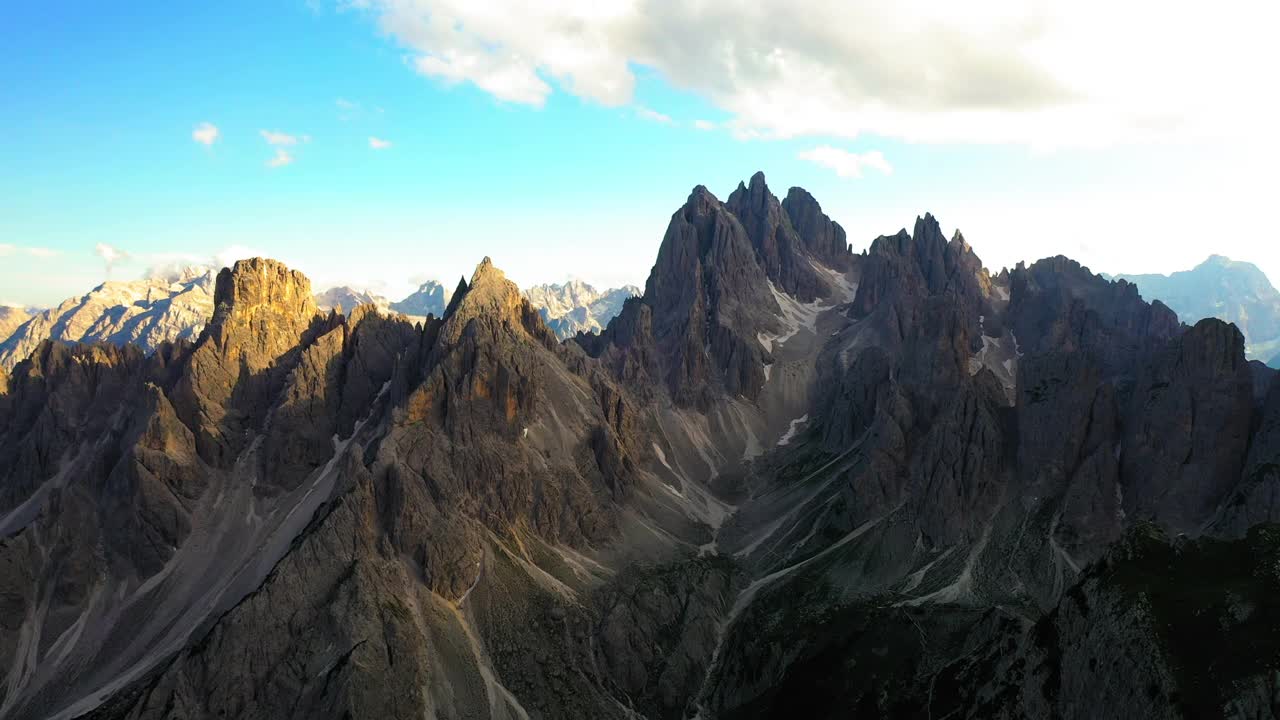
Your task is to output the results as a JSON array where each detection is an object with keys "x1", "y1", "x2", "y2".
[{"x1": 2, "y1": 0, "x2": 1277, "y2": 307}]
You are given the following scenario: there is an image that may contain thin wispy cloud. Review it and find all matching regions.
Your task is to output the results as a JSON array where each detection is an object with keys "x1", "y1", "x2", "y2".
[
  {"x1": 260, "y1": 129, "x2": 304, "y2": 146},
  {"x1": 693, "y1": 119, "x2": 716, "y2": 131},
  {"x1": 266, "y1": 148, "x2": 295, "y2": 168},
  {"x1": 369, "y1": 137, "x2": 393, "y2": 149},
  {"x1": 192, "y1": 121, "x2": 220, "y2": 146},
  {"x1": 797, "y1": 146, "x2": 892, "y2": 179},
  {"x1": 635, "y1": 106, "x2": 674, "y2": 125},
  {"x1": 0, "y1": 244, "x2": 61, "y2": 259},
  {"x1": 336, "y1": 98, "x2": 358, "y2": 110}
]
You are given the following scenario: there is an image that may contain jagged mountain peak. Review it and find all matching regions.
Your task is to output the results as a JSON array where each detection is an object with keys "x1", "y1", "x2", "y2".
[
  {"x1": 681, "y1": 184, "x2": 724, "y2": 218},
  {"x1": 436, "y1": 257, "x2": 553, "y2": 347},
  {"x1": 729, "y1": 169, "x2": 773, "y2": 204}
]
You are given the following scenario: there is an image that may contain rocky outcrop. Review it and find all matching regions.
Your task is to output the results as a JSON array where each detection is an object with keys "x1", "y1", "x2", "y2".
[
  {"x1": 1121, "y1": 319, "x2": 1253, "y2": 535},
  {"x1": 0, "y1": 267, "x2": 215, "y2": 370}
]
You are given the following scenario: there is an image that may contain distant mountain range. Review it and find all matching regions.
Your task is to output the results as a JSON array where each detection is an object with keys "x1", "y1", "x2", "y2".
[
  {"x1": 313, "y1": 286, "x2": 391, "y2": 315},
  {"x1": 1114, "y1": 255, "x2": 1280, "y2": 366},
  {"x1": 0, "y1": 271, "x2": 642, "y2": 370},
  {"x1": 0, "y1": 267, "x2": 216, "y2": 370},
  {"x1": 388, "y1": 280, "x2": 450, "y2": 318},
  {"x1": 524, "y1": 280, "x2": 640, "y2": 339}
]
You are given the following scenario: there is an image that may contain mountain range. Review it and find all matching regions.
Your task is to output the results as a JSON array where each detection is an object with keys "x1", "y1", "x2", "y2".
[
  {"x1": 524, "y1": 280, "x2": 641, "y2": 339},
  {"x1": 0, "y1": 275, "x2": 640, "y2": 372},
  {"x1": 314, "y1": 286, "x2": 392, "y2": 316},
  {"x1": 1114, "y1": 254, "x2": 1280, "y2": 367},
  {"x1": 0, "y1": 267, "x2": 216, "y2": 371},
  {"x1": 1, "y1": 172, "x2": 1278, "y2": 719},
  {"x1": 389, "y1": 280, "x2": 450, "y2": 319}
]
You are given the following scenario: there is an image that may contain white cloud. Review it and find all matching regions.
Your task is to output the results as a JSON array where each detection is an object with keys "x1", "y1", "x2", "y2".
[
  {"x1": 260, "y1": 129, "x2": 301, "y2": 146},
  {"x1": 369, "y1": 136, "x2": 393, "y2": 149},
  {"x1": 192, "y1": 122, "x2": 220, "y2": 146},
  {"x1": 635, "y1": 106, "x2": 673, "y2": 124},
  {"x1": 336, "y1": 98, "x2": 358, "y2": 110},
  {"x1": 798, "y1": 146, "x2": 892, "y2": 179},
  {"x1": 355, "y1": 0, "x2": 1280, "y2": 148},
  {"x1": 693, "y1": 119, "x2": 716, "y2": 131},
  {"x1": 94, "y1": 242, "x2": 127, "y2": 276},
  {"x1": 267, "y1": 148, "x2": 294, "y2": 168}
]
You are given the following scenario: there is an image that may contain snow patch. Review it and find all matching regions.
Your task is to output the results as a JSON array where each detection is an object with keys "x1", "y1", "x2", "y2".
[
  {"x1": 757, "y1": 282, "x2": 823, "y2": 352},
  {"x1": 776, "y1": 414, "x2": 809, "y2": 447}
]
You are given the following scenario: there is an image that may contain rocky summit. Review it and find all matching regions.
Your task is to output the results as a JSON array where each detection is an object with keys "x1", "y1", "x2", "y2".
[{"x1": 1, "y1": 172, "x2": 1279, "y2": 720}]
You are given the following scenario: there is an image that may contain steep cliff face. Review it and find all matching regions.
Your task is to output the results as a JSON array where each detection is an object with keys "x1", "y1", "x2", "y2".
[
  {"x1": 1121, "y1": 319, "x2": 1254, "y2": 535},
  {"x1": 2, "y1": 173, "x2": 1278, "y2": 720},
  {"x1": 170, "y1": 258, "x2": 328, "y2": 470}
]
